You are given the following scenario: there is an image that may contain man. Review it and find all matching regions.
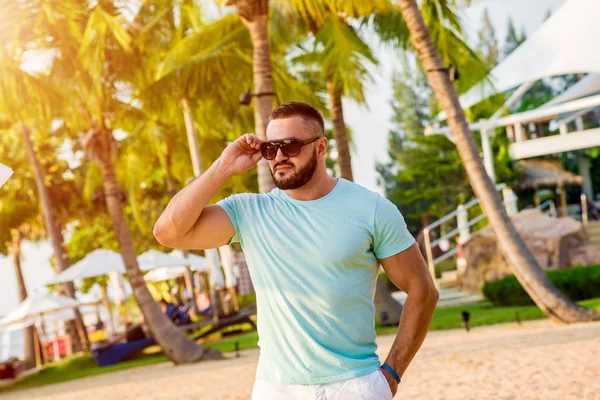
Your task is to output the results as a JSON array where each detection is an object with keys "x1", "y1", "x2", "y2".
[{"x1": 154, "y1": 102, "x2": 438, "y2": 399}]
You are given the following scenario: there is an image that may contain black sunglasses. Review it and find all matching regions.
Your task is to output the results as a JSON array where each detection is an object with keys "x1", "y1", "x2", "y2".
[{"x1": 260, "y1": 136, "x2": 321, "y2": 160}]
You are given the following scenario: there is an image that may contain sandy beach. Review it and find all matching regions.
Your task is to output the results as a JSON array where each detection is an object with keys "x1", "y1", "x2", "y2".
[{"x1": 4, "y1": 319, "x2": 599, "y2": 400}]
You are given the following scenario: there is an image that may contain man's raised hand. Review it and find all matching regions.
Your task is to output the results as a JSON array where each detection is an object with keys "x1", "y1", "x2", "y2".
[{"x1": 218, "y1": 134, "x2": 264, "y2": 177}]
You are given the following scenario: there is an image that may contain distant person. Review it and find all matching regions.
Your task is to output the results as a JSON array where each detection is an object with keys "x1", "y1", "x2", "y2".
[
  {"x1": 159, "y1": 298, "x2": 189, "y2": 326},
  {"x1": 154, "y1": 102, "x2": 439, "y2": 399},
  {"x1": 196, "y1": 291, "x2": 213, "y2": 317}
]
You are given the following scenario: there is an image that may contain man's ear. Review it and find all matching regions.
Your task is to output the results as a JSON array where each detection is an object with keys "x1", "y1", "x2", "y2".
[{"x1": 318, "y1": 137, "x2": 329, "y2": 157}]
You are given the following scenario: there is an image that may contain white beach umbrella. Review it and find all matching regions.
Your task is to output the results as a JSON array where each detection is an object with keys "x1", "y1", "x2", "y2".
[
  {"x1": 144, "y1": 266, "x2": 188, "y2": 282},
  {"x1": 137, "y1": 249, "x2": 190, "y2": 272},
  {"x1": 47, "y1": 249, "x2": 125, "y2": 284},
  {"x1": 169, "y1": 250, "x2": 208, "y2": 272},
  {"x1": 0, "y1": 294, "x2": 82, "y2": 327}
]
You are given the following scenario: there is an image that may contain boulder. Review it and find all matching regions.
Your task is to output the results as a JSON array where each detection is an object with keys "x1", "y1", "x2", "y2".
[{"x1": 459, "y1": 209, "x2": 600, "y2": 294}]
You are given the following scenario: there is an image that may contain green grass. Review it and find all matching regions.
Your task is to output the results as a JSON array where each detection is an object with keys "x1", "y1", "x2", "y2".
[
  {"x1": 4, "y1": 297, "x2": 600, "y2": 393},
  {"x1": 0, "y1": 347, "x2": 168, "y2": 393},
  {"x1": 376, "y1": 297, "x2": 600, "y2": 335},
  {"x1": 203, "y1": 330, "x2": 259, "y2": 353}
]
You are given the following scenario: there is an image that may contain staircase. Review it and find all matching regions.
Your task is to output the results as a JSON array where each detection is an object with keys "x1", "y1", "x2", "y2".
[{"x1": 586, "y1": 221, "x2": 600, "y2": 251}]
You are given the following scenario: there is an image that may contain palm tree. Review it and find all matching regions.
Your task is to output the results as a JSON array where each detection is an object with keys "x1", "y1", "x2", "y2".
[
  {"x1": 69, "y1": 2, "x2": 224, "y2": 362},
  {"x1": 227, "y1": 0, "x2": 276, "y2": 193},
  {"x1": 0, "y1": 133, "x2": 41, "y2": 368},
  {"x1": 7, "y1": 229, "x2": 38, "y2": 369},
  {"x1": 0, "y1": 33, "x2": 89, "y2": 351},
  {"x1": 21, "y1": 124, "x2": 90, "y2": 351},
  {"x1": 2, "y1": 0, "x2": 223, "y2": 362},
  {"x1": 152, "y1": 2, "x2": 321, "y2": 191},
  {"x1": 396, "y1": 0, "x2": 599, "y2": 322}
]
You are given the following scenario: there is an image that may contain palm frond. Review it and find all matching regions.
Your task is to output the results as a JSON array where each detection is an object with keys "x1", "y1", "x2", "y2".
[
  {"x1": 308, "y1": 16, "x2": 377, "y2": 103},
  {"x1": 276, "y1": 0, "x2": 395, "y2": 22},
  {"x1": 0, "y1": 59, "x2": 64, "y2": 123}
]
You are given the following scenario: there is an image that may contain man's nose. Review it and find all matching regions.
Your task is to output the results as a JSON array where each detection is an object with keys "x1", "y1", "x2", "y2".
[{"x1": 273, "y1": 147, "x2": 289, "y2": 163}]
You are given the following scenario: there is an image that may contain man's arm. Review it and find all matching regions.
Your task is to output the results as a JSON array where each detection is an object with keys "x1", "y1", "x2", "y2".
[
  {"x1": 378, "y1": 243, "x2": 439, "y2": 394},
  {"x1": 153, "y1": 134, "x2": 263, "y2": 250}
]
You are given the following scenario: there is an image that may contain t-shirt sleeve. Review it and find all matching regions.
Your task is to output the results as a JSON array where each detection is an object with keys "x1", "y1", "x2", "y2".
[
  {"x1": 216, "y1": 195, "x2": 242, "y2": 244},
  {"x1": 373, "y1": 196, "x2": 415, "y2": 259}
]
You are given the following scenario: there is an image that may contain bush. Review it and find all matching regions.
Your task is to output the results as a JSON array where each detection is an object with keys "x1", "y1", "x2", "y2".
[{"x1": 482, "y1": 264, "x2": 600, "y2": 306}]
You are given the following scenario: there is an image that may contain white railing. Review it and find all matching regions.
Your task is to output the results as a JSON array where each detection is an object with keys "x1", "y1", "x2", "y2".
[
  {"x1": 422, "y1": 185, "x2": 562, "y2": 283},
  {"x1": 539, "y1": 199, "x2": 557, "y2": 218},
  {"x1": 423, "y1": 184, "x2": 507, "y2": 282}
]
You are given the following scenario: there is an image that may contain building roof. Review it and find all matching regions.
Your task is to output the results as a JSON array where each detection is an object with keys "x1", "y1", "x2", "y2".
[
  {"x1": 517, "y1": 159, "x2": 583, "y2": 190},
  {"x1": 458, "y1": 0, "x2": 600, "y2": 112}
]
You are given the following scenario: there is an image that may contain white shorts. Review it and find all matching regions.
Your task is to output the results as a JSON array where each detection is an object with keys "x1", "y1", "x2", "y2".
[{"x1": 251, "y1": 369, "x2": 394, "y2": 399}]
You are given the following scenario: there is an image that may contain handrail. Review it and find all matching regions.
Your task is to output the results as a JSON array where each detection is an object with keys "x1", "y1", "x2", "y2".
[
  {"x1": 424, "y1": 183, "x2": 507, "y2": 232},
  {"x1": 423, "y1": 183, "x2": 558, "y2": 282},
  {"x1": 538, "y1": 199, "x2": 556, "y2": 217}
]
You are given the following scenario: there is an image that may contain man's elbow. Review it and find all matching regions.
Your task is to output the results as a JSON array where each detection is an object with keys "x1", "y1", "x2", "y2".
[
  {"x1": 153, "y1": 219, "x2": 176, "y2": 247},
  {"x1": 427, "y1": 282, "x2": 440, "y2": 308},
  {"x1": 430, "y1": 285, "x2": 440, "y2": 307}
]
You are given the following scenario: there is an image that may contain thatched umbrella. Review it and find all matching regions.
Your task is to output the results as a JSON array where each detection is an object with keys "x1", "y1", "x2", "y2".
[{"x1": 517, "y1": 159, "x2": 583, "y2": 216}]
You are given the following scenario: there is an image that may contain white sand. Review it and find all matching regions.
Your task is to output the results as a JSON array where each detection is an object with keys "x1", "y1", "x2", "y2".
[{"x1": 4, "y1": 319, "x2": 599, "y2": 400}]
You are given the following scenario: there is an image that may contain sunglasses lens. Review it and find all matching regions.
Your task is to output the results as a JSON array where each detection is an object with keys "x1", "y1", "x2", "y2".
[
  {"x1": 281, "y1": 141, "x2": 301, "y2": 157},
  {"x1": 261, "y1": 144, "x2": 278, "y2": 160}
]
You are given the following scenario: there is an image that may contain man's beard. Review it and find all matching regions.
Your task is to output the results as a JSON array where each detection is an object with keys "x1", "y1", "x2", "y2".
[{"x1": 271, "y1": 149, "x2": 318, "y2": 190}]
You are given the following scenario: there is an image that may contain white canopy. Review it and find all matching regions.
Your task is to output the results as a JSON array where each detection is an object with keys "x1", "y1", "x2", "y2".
[
  {"x1": 138, "y1": 249, "x2": 198, "y2": 271},
  {"x1": 542, "y1": 73, "x2": 600, "y2": 108},
  {"x1": 48, "y1": 248, "x2": 210, "y2": 285},
  {"x1": 457, "y1": 0, "x2": 600, "y2": 112},
  {"x1": 47, "y1": 249, "x2": 125, "y2": 284},
  {"x1": 0, "y1": 294, "x2": 81, "y2": 327},
  {"x1": 0, "y1": 163, "x2": 13, "y2": 188},
  {"x1": 144, "y1": 266, "x2": 188, "y2": 282},
  {"x1": 169, "y1": 250, "x2": 208, "y2": 271}
]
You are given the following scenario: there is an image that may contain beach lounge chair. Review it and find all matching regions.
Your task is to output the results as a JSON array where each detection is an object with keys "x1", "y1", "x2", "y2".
[
  {"x1": 92, "y1": 337, "x2": 156, "y2": 367},
  {"x1": 92, "y1": 305, "x2": 256, "y2": 366},
  {"x1": 189, "y1": 304, "x2": 257, "y2": 341}
]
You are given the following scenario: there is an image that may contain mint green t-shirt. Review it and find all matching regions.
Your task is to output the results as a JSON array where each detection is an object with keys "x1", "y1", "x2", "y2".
[{"x1": 217, "y1": 178, "x2": 414, "y2": 385}]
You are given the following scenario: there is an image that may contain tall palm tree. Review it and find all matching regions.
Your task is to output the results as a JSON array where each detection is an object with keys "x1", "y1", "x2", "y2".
[
  {"x1": 0, "y1": 38, "x2": 89, "y2": 351},
  {"x1": 396, "y1": 0, "x2": 599, "y2": 322},
  {"x1": 292, "y1": 15, "x2": 378, "y2": 181},
  {"x1": 0, "y1": 133, "x2": 41, "y2": 368},
  {"x1": 7, "y1": 229, "x2": 37, "y2": 369},
  {"x1": 21, "y1": 124, "x2": 90, "y2": 351},
  {"x1": 69, "y1": 2, "x2": 224, "y2": 362},
  {"x1": 227, "y1": 0, "x2": 275, "y2": 193}
]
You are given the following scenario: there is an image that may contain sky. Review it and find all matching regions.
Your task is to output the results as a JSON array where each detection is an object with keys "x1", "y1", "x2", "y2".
[
  {"x1": 0, "y1": 0, "x2": 568, "y2": 317},
  {"x1": 345, "y1": 0, "x2": 567, "y2": 194}
]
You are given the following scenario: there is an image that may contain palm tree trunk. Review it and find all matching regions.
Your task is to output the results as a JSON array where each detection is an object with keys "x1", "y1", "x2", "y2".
[
  {"x1": 326, "y1": 79, "x2": 354, "y2": 181},
  {"x1": 99, "y1": 280, "x2": 117, "y2": 336},
  {"x1": 180, "y1": 99, "x2": 205, "y2": 316},
  {"x1": 9, "y1": 229, "x2": 36, "y2": 369},
  {"x1": 20, "y1": 124, "x2": 89, "y2": 351},
  {"x1": 88, "y1": 128, "x2": 221, "y2": 363},
  {"x1": 396, "y1": 0, "x2": 599, "y2": 323},
  {"x1": 239, "y1": 2, "x2": 276, "y2": 193},
  {"x1": 165, "y1": 150, "x2": 177, "y2": 197},
  {"x1": 181, "y1": 97, "x2": 204, "y2": 177}
]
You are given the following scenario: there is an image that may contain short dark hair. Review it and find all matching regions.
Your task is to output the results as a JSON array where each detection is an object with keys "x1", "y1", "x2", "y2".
[{"x1": 269, "y1": 102, "x2": 325, "y2": 135}]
